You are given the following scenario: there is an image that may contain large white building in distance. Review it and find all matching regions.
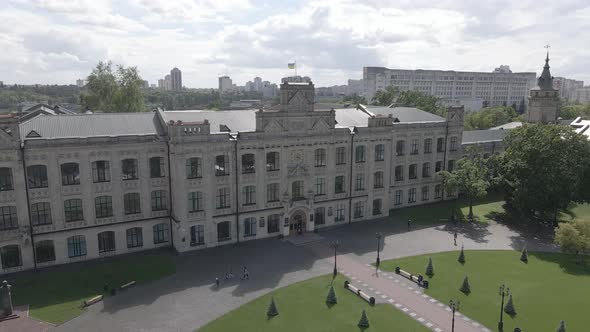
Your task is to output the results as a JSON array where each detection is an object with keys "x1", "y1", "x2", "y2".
[
  {"x1": 0, "y1": 80, "x2": 474, "y2": 274},
  {"x1": 363, "y1": 66, "x2": 537, "y2": 111}
]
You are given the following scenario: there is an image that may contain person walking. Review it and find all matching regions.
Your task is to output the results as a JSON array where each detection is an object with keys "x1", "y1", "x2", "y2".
[
  {"x1": 453, "y1": 231, "x2": 458, "y2": 246},
  {"x1": 242, "y1": 266, "x2": 250, "y2": 280},
  {"x1": 407, "y1": 219, "x2": 412, "y2": 231},
  {"x1": 215, "y1": 277, "x2": 220, "y2": 288}
]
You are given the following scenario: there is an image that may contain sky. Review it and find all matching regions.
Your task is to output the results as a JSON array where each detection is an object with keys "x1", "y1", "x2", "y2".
[{"x1": 1, "y1": 0, "x2": 590, "y2": 88}]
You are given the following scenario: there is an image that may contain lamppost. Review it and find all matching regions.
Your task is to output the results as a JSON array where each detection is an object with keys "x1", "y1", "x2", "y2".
[
  {"x1": 498, "y1": 284, "x2": 510, "y2": 331},
  {"x1": 330, "y1": 240, "x2": 340, "y2": 277},
  {"x1": 449, "y1": 300, "x2": 460, "y2": 332},
  {"x1": 375, "y1": 232, "x2": 382, "y2": 276}
]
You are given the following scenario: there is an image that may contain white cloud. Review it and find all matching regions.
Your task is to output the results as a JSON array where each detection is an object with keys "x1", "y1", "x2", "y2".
[{"x1": 133, "y1": 0, "x2": 250, "y2": 21}]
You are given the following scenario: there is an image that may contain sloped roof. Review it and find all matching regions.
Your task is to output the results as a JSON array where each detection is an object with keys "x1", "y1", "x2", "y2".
[
  {"x1": 162, "y1": 110, "x2": 258, "y2": 133},
  {"x1": 365, "y1": 106, "x2": 445, "y2": 123},
  {"x1": 462, "y1": 129, "x2": 508, "y2": 144},
  {"x1": 334, "y1": 108, "x2": 370, "y2": 127},
  {"x1": 489, "y1": 121, "x2": 523, "y2": 130}
]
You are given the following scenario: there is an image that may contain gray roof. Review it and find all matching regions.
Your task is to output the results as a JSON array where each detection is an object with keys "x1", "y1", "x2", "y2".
[
  {"x1": 489, "y1": 121, "x2": 523, "y2": 130},
  {"x1": 365, "y1": 106, "x2": 445, "y2": 123},
  {"x1": 20, "y1": 112, "x2": 164, "y2": 140},
  {"x1": 462, "y1": 129, "x2": 508, "y2": 144},
  {"x1": 162, "y1": 110, "x2": 258, "y2": 133},
  {"x1": 334, "y1": 108, "x2": 370, "y2": 127}
]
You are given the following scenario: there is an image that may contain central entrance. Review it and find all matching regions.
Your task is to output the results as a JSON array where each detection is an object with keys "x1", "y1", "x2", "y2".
[{"x1": 289, "y1": 210, "x2": 307, "y2": 235}]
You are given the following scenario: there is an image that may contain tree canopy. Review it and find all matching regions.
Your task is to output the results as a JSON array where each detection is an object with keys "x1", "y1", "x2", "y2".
[
  {"x1": 464, "y1": 106, "x2": 521, "y2": 130},
  {"x1": 558, "y1": 104, "x2": 590, "y2": 120},
  {"x1": 555, "y1": 220, "x2": 590, "y2": 259},
  {"x1": 372, "y1": 86, "x2": 446, "y2": 116}
]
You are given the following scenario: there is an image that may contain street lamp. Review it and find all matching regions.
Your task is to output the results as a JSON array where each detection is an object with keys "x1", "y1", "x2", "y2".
[
  {"x1": 499, "y1": 284, "x2": 510, "y2": 331},
  {"x1": 330, "y1": 240, "x2": 340, "y2": 277},
  {"x1": 375, "y1": 232, "x2": 382, "y2": 276},
  {"x1": 449, "y1": 300, "x2": 461, "y2": 332}
]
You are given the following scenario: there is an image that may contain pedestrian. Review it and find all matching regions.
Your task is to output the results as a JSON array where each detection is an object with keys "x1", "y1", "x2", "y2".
[
  {"x1": 225, "y1": 268, "x2": 234, "y2": 280},
  {"x1": 215, "y1": 277, "x2": 220, "y2": 288},
  {"x1": 242, "y1": 266, "x2": 249, "y2": 280},
  {"x1": 407, "y1": 219, "x2": 412, "y2": 231},
  {"x1": 453, "y1": 231, "x2": 458, "y2": 246}
]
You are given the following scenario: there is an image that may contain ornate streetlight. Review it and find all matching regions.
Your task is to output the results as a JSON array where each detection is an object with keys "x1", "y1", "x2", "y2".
[
  {"x1": 375, "y1": 232, "x2": 382, "y2": 276},
  {"x1": 330, "y1": 240, "x2": 340, "y2": 277},
  {"x1": 449, "y1": 300, "x2": 461, "y2": 332},
  {"x1": 499, "y1": 284, "x2": 510, "y2": 331}
]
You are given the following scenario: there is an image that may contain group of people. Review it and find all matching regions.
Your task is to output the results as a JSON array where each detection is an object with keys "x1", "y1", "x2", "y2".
[{"x1": 215, "y1": 266, "x2": 250, "y2": 287}]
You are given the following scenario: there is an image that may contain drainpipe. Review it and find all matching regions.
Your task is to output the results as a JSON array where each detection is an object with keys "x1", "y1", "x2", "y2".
[
  {"x1": 20, "y1": 144, "x2": 37, "y2": 271},
  {"x1": 231, "y1": 133, "x2": 240, "y2": 243},
  {"x1": 441, "y1": 118, "x2": 450, "y2": 201},
  {"x1": 165, "y1": 139, "x2": 174, "y2": 249},
  {"x1": 348, "y1": 127, "x2": 356, "y2": 224}
]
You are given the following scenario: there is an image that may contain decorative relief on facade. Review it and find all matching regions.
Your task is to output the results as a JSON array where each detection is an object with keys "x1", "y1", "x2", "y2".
[
  {"x1": 124, "y1": 213, "x2": 143, "y2": 221},
  {"x1": 122, "y1": 180, "x2": 139, "y2": 190},
  {"x1": 61, "y1": 186, "x2": 81, "y2": 196},
  {"x1": 0, "y1": 192, "x2": 15, "y2": 202},
  {"x1": 29, "y1": 189, "x2": 50, "y2": 200}
]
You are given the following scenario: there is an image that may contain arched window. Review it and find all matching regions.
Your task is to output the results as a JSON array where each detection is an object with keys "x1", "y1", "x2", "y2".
[
  {"x1": 314, "y1": 149, "x2": 326, "y2": 167},
  {"x1": 27, "y1": 165, "x2": 48, "y2": 188},
  {"x1": 186, "y1": 157, "x2": 202, "y2": 178},
  {"x1": 121, "y1": 159, "x2": 139, "y2": 180},
  {"x1": 355, "y1": 146, "x2": 365, "y2": 163},
  {"x1": 64, "y1": 199, "x2": 83, "y2": 222},
  {"x1": 188, "y1": 192, "x2": 203, "y2": 212},
  {"x1": 0, "y1": 245, "x2": 21, "y2": 268},
  {"x1": 372, "y1": 199, "x2": 382, "y2": 216},
  {"x1": 292, "y1": 181, "x2": 304, "y2": 200},
  {"x1": 374, "y1": 171, "x2": 384, "y2": 188},
  {"x1": 241, "y1": 154, "x2": 255, "y2": 174},
  {"x1": 67, "y1": 235, "x2": 87, "y2": 258},
  {"x1": 215, "y1": 155, "x2": 229, "y2": 176},
  {"x1": 190, "y1": 225, "x2": 205, "y2": 246},
  {"x1": 35, "y1": 240, "x2": 55, "y2": 263},
  {"x1": 94, "y1": 196, "x2": 113, "y2": 218},
  {"x1": 91, "y1": 160, "x2": 111, "y2": 183},
  {"x1": 151, "y1": 190, "x2": 168, "y2": 211},
  {"x1": 374, "y1": 144, "x2": 385, "y2": 161},
  {"x1": 0, "y1": 206, "x2": 18, "y2": 230},
  {"x1": 266, "y1": 152, "x2": 280, "y2": 171},
  {"x1": 149, "y1": 157, "x2": 165, "y2": 178},
  {"x1": 126, "y1": 227, "x2": 143, "y2": 248},
  {"x1": 61, "y1": 162, "x2": 80, "y2": 185},
  {"x1": 267, "y1": 214, "x2": 280, "y2": 233},
  {"x1": 124, "y1": 193, "x2": 141, "y2": 215},
  {"x1": 0, "y1": 167, "x2": 13, "y2": 191},
  {"x1": 153, "y1": 223, "x2": 169, "y2": 244},
  {"x1": 98, "y1": 231, "x2": 115, "y2": 253},
  {"x1": 31, "y1": 202, "x2": 52, "y2": 226},
  {"x1": 217, "y1": 221, "x2": 231, "y2": 242}
]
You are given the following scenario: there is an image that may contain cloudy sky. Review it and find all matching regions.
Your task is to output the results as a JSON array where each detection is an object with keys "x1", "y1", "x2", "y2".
[{"x1": 1, "y1": 0, "x2": 589, "y2": 88}]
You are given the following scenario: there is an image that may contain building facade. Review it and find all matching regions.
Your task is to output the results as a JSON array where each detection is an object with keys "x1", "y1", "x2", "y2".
[
  {"x1": 0, "y1": 81, "x2": 466, "y2": 275},
  {"x1": 575, "y1": 87, "x2": 590, "y2": 104},
  {"x1": 218, "y1": 76, "x2": 233, "y2": 93},
  {"x1": 170, "y1": 68, "x2": 182, "y2": 91},
  {"x1": 553, "y1": 77, "x2": 584, "y2": 102}
]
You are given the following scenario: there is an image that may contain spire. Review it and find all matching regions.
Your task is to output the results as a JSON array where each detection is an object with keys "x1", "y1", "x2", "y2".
[{"x1": 537, "y1": 46, "x2": 553, "y2": 90}]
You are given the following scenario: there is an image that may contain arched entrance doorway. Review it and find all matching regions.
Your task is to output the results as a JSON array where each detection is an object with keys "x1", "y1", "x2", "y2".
[{"x1": 289, "y1": 209, "x2": 307, "y2": 235}]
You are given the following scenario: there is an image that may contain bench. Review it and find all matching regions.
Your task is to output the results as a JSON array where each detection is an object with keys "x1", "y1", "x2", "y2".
[
  {"x1": 83, "y1": 295, "x2": 103, "y2": 307},
  {"x1": 344, "y1": 280, "x2": 375, "y2": 305},
  {"x1": 395, "y1": 267, "x2": 429, "y2": 288},
  {"x1": 120, "y1": 280, "x2": 136, "y2": 290}
]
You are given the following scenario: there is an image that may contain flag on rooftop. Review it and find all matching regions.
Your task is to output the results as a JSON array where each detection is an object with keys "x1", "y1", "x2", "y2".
[{"x1": 288, "y1": 63, "x2": 296, "y2": 69}]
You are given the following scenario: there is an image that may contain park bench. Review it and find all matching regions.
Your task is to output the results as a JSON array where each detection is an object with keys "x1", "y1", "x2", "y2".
[
  {"x1": 395, "y1": 266, "x2": 429, "y2": 288},
  {"x1": 344, "y1": 280, "x2": 375, "y2": 305},
  {"x1": 83, "y1": 295, "x2": 103, "y2": 307},
  {"x1": 120, "y1": 280, "x2": 136, "y2": 290}
]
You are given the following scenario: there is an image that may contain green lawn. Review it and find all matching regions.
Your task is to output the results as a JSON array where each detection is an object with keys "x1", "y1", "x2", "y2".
[
  {"x1": 379, "y1": 250, "x2": 590, "y2": 331},
  {"x1": 13, "y1": 253, "x2": 176, "y2": 324},
  {"x1": 198, "y1": 274, "x2": 429, "y2": 332}
]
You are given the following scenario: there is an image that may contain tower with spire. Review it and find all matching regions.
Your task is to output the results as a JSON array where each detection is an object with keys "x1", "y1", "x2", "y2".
[{"x1": 527, "y1": 48, "x2": 559, "y2": 124}]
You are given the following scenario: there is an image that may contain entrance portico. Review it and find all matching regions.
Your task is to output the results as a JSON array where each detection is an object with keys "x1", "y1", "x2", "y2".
[{"x1": 284, "y1": 208, "x2": 314, "y2": 236}]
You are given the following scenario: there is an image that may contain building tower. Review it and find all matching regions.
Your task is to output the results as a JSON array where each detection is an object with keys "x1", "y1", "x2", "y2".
[
  {"x1": 527, "y1": 52, "x2": 559, "y2": 124},
  {"x1": 170, "y1": 67, "x2": 182, "y2": 91}
]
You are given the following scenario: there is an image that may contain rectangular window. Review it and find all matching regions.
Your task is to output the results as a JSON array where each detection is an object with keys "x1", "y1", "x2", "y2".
[
  {"x1": 267, "y1": 215, "x2": 280, "y2": 233},
  {"x1": 31, "y1": 202, "x2": 51, "y2": 226},
  {"x1": 315, "y1": 149, "x2": 327, "y2": 167},
  {"x1": 394, "y1": 190, "x2": 403, "y2": 205},
  {"x1": 217, "y1": 187, "x2": 230, "y2": 209},
  {"x1": 315, "y1": 177, "x2": 326, "y2": 196},
  {"x1": 435, "y1": 184, "x2": 442, "y2": 199},
  {"x1": 92, "y1": 161, "x2": 111, "y2": 183},
  {"x1": 98, "y1": 231, "x2": 115, "y2": 253},
  {"x1": 372, "y1": 199, "x2": 382, "y2": 215},
  {"x1": 353, "y1": 201, "x2": 364, "y2": 219},
  {"x1": 67, "y1": 235, "x2": 87, "y2": 258},
  {"x1": 153, "y1": 223, "x2": 169, "y2": 244},
  {"x1": 355, "y1": 173, "x2": 364, "y2": 191},
  {"x1": 450, "y1": 136, "x2": 458, "y2": 151},
  {"x1": 335, "y1": 176, "x2": 345, "y2": 194},
  {"x1": 422, "y1": 186, "x2": 430, "y2": 201},
  {"x1": 422, "y1": 163, "x2": 431, "y2": 177},
  {"x1": 448, "y1": 160, "x2": 455, "y2": 172},
  {"x1": 267, "y1": 183, "x2": 279, "y2": 202},
  {"x1": 374, "y1": 172, "x2": 383, "y2": 188},
  {"x1": 64, "y1": 199, "x2": 83, "y2": 222},
  {"x1": 0, "y1": 168, "x2": 13, "y2": 191},
  {"x1": 242, "y1": 186, "x2": 256, "y2": 205},
  {"x1": 61, "y1": 163, "x2": 80, "y2": 185},
  {"x1": 217, "y1": 221, "x2": 231, "y2": 241},
  {"x1": 243, "y1": 217, "x2": 257, "y2": 237},
  {"x1": 126, "y1": 227, "x2": 143, "y2": 248},
  {"x1": 375, "y1": 144, "x2": 385, "y2": 161},
  {"x1": 435, "y1": 161, "x2": 443, "y2": 172},
  {"x1": 94, "y1": 196, "x2": 113, "y2": 218},
  {"x1": 396, "y1": 140, "x2": 405, "y2": 156},
  {"x1": 188, "y1": 192, "x2": 203, "y2": 212},
  {"x1": 215, "y1": 155, "x2": 229, "y2": 176},
  {"x1": 424, "y1": 138, "x2": 432, "y2": 153},
  {"x1": 266, "y1": 152, "x2": 280, "y2": 171},
  {"x1": 0, "y1": 206, "x2": 17, "y2": 230},
  {"x1": 121, "y1": 159, "x2": 138, "y2": 180},
  {"x1": 409, "y1": 164, "x2": 417, "y2": 179},
  {"x1": 27, "y1": 165, "x2": 48, "y2": 188},
  {"x1": 411, "y1": 139, "x2": 419, "y2": 155},
  {"x1": 242, "y1": 154, "x2": 255, "y2": 174},
  {"x1": 124, "y1": 193, "x2": 141, "y2": 215},
  {"x1": 151, "y1": 191, "x2": 168, "y2": 211},
  {"x1": 408, "y1": 188, "x2": 417, "y2": 203},
  {"x1": 314, "y1": 207, "x2": 325, "y2": 225},
  {"x1": 150, "y1": 157, "x2": 165, "y2": 178},
  {"x1": 186, "y1": 157, "x2": 202, "y2": 178},
  {"x1": 336, "y1": 147, "x2": 346, "y2": 165},
  {"x1": 437, "y1": 138, "x2": 445, "y2": 152},
  {"x1": 355, "y1": 146, "x2": 365, "y2": 163},
  {"x1": 191, "y1": 225, "x2": 205, "y2": 245},
  {"x1": 335, "y1": 204, "x2": 345, "y2": 222},
  {"x1": 395, "y1": 165, "x2": 404, "y2": 181}
]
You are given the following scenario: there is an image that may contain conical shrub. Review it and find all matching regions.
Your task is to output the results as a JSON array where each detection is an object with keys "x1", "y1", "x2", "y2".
[
  {"x1": 460, "y1": 276, "x2": 471, "y2": 294},
  {"x1": 458, "y1": 246, "x2": 466, "y2": 264},
  {"x1": 520, "y1": 247, "x2": 528, "y2": 263},
  {"x1": 326, "y1": 286, "x2": 337, "y2": 305},
  {"x1": 556, "y1": 320, "x2": 566, "y2": 332},
  {"x1": 425, "y1": 258, "x2": 434, "y2": 276},
  {"x1": 357, "y1": 309, "x2": 370, "y2": 328},
  {"x1": 267, "y1": 297, "x2": 279, "y2": 317},
  {"x1": 504, "y1": 294, "x2": 517, "y2": 315}
]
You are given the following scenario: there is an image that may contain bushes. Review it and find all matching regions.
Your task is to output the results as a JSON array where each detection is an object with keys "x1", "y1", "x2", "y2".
[
  {"x1": 267, "y1": 297, "x2": 279, "y2": 318},
  {"x1": 458, "y1": 246, "x2": 466, "y2": 264},
  {"x1": 460, "y1": 276, "x2": 471, "y2": 294},
  {"x1": 520, "y1": 247, "x2": 528, "y2": 263},
  {"x1": 425, "y1": 258, "x2": 434, "y2": 276},
  {"x1": 326, "y1": 286, "x2": 337, "y2": 305},
  {"x1": 504, "y1": 294, "x2": 517, "y2": 315}
]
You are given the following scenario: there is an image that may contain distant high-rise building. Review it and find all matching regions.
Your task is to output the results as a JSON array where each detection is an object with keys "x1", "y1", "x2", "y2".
[
  {"x1": 553, "y1": 77, "x2": 584, "y2": 101},
  {"x1": 164, "y1": 75, "x2": 172, "y2": 91},
  {"x1": 347, "y1": 79, "x2": 364, "y2": 96},
  {"x1": 158, "y1": 79, "x2": 165, "y2": 89},
  {"x1": 142, "y1": 80, "x2": 149, "y2": 88},
  {"x1": 0, "y1": 81, "x2": 5, "y2": 88},
  {"x1": 575, "y1": 86, "x2": 590, "y2": 104},
  {"x1": 150, "y1": 84, "x2": 157, "y2": 88},
  {"x1": 493, "y1": 65, "x2": 512, "y2": 74},
  {"x1": 171, "y1": 67, "x2": 182, "y2": 91},
  {"x1": 219, "y1": 76, "x2": 233, "y2": 93},
  {"x1": 76, "y1": 79, "x2": 84, "y2": 87}
]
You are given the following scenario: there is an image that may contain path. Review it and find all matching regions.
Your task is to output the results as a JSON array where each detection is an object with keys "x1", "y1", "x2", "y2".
[{"x1": 0, "y1": 306, "x2": 53, "y2": 332}]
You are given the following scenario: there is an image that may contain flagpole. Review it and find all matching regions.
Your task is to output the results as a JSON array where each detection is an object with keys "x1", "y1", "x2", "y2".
[{"x1": 295, "y1": 61, "x2": 297, "y2": 77}]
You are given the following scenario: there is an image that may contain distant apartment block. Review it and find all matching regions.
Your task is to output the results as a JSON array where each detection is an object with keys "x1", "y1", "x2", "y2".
[
  {"x1": 575, "y1": 87, "x2": 590, "y2": 104},
  {"x1": 76, "y1": 79, "x2": 84, "y2": 87},
  {"x1": 218, "y1": 76, "x2": 233, "y2": 93},
  {"x1": 553, "y1": 77, "x2": 584, "y2": 101},
  {"x1": 171, "y1": 67, "x2": 182, "y2": 91}
]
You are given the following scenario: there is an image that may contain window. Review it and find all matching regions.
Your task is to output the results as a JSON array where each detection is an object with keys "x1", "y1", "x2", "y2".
[
  {"x1": 153, "y1": 223, "x2": 169, "y2": 244},
  {"x1": 411, "y1": 139, "x2": 419, "y2": 155},
  {"x1": 67, "y1": 235, "x2": 86, "y2": 258},
  {"x1": 435, "y1": 161, "x2": 443, "y2": 172},
  {"x1": 437, "y1": 138, "x2": 445, "y2": 152},
  {"x1": 315, "y1": 207, "x2": 325, "y2": 225},
  {"x1": 435, "y1": 184, "x2": 442, "y2": 199},
  {"x1": 315, "y1": 177, "x2": 326, "y2": 196},
  {"x1": 422, "y1": 162, "x2": 431, "y2": 178},
  {"x1": 394, "y1": 190, "x2": 403, "y2": 205},
  {"x1": 335, "y1": 176, "x2": 345, "y2": 194},
  {"x1": 64, "y1": 199, "x2": 83, "y2": 222},
  {"x1": 355, "y1": 173, "x2": 364, "y2": 191},
  {"x1": 395, "y1": 165, "x2": 404, "y2": 181},
  {"x1": 124, "y1": 193, "x2": 141, "y2": 214},
  {"x1": 292, "y1": 181, "x2": 304, "y2": 199},
  {"x1": 31, "y1": 202, "x2": 51, "y2": 226},
  {"x1": 409, "y1": 164, "x2": 417, "y2": 179},
  {"x1": 314, "y1": 149, "x2": 326, "y2": 167},
  {"x1": 61, "y1": 162, "x2": 80, "y2": 185},
  {"x1": 374, "y1": 171, "x2": 384, "y2": 188},
  {"x1": 242, "y1": 186, "x2": 256, "y2": 205},
  {"x1": 186, "y1": 157, "x2": 202, "y2": 178},
  {"x1": 121, "y1": 159, "x2": 138, "y2": 180},
  {"x1": 217, "y1": 221, "x2": 231, "y2": 241},
  {"x1": 448, "y1": 160, "x2": 455, "y2": 172},
  {"x1": 150, "y1": 157, "x2": 165, "y2": 178},
  {"x1": 0, "y1": 168, "x2": 13, "y2": 191},
  {"x1": 92, "y1": 160, "x2": 111, "y2": 183},
  {"x1": 335, "y1": 204, "x2": 345, "y2": 222},
  {"x1": 190, "y1": 225, "x2": 205, "y2": 245},
  {"x1": 242, "y1": 154, "x2": 255, "y2": 174},
  {"x1": 217, "y1": 187, "x2": 230, "y2": 209},
  {"x1": 215, "y1": 155, "x2": 229, "y2": 176},
  {"x1": 244, "y1": 217, "x2": 257, "y2": 237},
  {"x1": 355, "y1": 145, "x2": 365, "y2": 163},
  {"x1": 267, "y1": 183, "x2": 279, "y2": 202},
  {"x1": 424, "y1": 138, "x2": 432, "y2": 153},
  {"x1": 375, "y1": 144, "x2": 385, "y2": 161},
  {"x1": 188, "y1": 192, "x2": 203, "y2": 212},
  {"x1": 0, "y1": 245, "x2": 21, "y2": 269},
  {"x1": 151, "y1": 190, "x2": 168, "y2": 211},
  {"x1": 422, "y1": 186, "x2": 430, "y2": 201},
  {"x1": 98, "y1": 231, "x2": 115, "y2": 253},
  {"x1": 396, "y1": 140, "x2": 405, "y2": 156},
  {"x1": 27, "y1": 165, "x2": 48, "y2": 188},
  {"x1": 408, "y1": 188, "x2": 417, "y2": 203},
  {"x1": 35, "y1": 240, "x2": 55, "y2": 263},
  {"x1": 94, "y1": 196, "x2": 113, "y2": 218},
  {"x1": 450, "y1": 136, "x2": 458, "y2": 151},
  {"x1": 126, "y1": 227, "x2": 143, "y2": 248},
  {"x1": 353, "y1": 201, "x2": 364, "y2": 219},
  {"x1": 268, "y1": 214, "x2": 280, "y2": 233},
  {"x1": 372, "y1": 199, "x2": 382, "y2": 215},
  {"x1": 336, "y1": 147, "x2": 346, "y2": 165},
  {"x1": 266, "y1": 152, "x2": 280, "y2": 171}
]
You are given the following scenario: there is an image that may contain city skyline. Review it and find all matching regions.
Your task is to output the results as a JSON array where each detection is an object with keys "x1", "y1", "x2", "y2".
[{"x1": 1, "y1": 0, "x2": 590, "y2": 88}]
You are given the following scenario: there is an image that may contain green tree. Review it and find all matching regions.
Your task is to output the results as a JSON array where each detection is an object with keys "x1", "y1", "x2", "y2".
[
  {"x1": 556, "y1": 320, "x2": 566, "y2": 332},
  {"x1": 372, "y1": 87, "x2": 446, "y2": 116},
  {"x1": 326, "y1": 286, "x2": 337, "y2": 305},
  {"x1": 499, "y1": 124, "x2": 590, "y2": 222},
  {"x1": 504, "y1": 294, "x2": 517, "y2": 315},
  {"x1": 425, "y1": 257, "x2": 434, "y2": 276},
  {"x1": 555, "y1": 220, "x2": 590, "y2": 262},
  {"x1": 439, "y1": 155, "x2": 490, "y2": 219},
  {"x1": 520, "y1": 247, "x2": 528, "y2": 263},
  {"x1": 458, "y1": 246, "x2": 466, "y2": 264},
  {"x1": 372, "y1": 85, "x2": 398, "y2": 106},
  {"x1": 460, "y1": 276, "x2": 471, "y2": 294},
  {"x1": 266, "y1": 297, "x2": 279, "y2": 317},
  {"x1": 343, "y1": 93, "x2": 367, "y2": 105},
  {"x1": 558, "y1": 104, "x2": 590, "y2": 119},
  {"x1": 464, "y1": 106, "x2": 519, "y2": 130},
  {"x1": 357, "y1": 309, "x2": 370, "y2": 328}
]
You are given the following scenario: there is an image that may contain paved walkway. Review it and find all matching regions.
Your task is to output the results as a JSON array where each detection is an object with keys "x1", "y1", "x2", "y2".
[{"x1": 0, "y1": 306, "x2": 53, "y2": 332}]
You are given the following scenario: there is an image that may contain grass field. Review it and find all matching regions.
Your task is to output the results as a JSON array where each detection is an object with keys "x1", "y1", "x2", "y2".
[
  {"x1": 198, "y1": 274, "x2": 429, "y2": 332},
  {"x1": 12, "y1": 254, "x2": 175, "y2": 324},
  {"x1": 379, "y1": 250, "x2": 590, "y2": 331}
]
